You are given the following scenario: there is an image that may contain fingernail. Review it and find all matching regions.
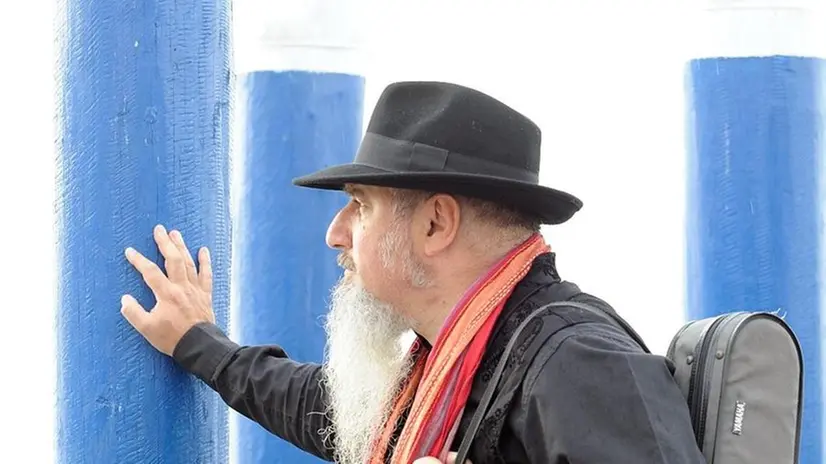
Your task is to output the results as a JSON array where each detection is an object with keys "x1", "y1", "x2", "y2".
[
  {"x1": 125, "y1": 247, "x2": 135, "y2": 258},
  {"x1": 202, "y1": 247, "x2": 210, "y2": 260},
  {"x1": 121, "y1": 294, "x2": 130, "y2": 305}
]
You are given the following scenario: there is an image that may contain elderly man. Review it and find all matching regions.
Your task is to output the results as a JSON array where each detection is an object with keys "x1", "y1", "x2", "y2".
[{"x1": 121, "y1": 82, "x2": 704, "y2": 463}]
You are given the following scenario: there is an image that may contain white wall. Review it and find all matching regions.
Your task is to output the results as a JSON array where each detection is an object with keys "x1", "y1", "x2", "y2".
[
  {"x1": 0, "y1": 1, "x2": 691, "y2": 462},
  {"x1": 0, "y1": 2, "x2": 58, "y2": 463}
]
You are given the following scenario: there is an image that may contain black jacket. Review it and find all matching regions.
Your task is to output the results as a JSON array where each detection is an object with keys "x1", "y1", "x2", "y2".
[{"x1": 172, "y1": 253, "x2": 705, "y2": 463}]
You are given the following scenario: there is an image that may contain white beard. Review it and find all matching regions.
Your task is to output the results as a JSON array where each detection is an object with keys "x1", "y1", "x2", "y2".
[{"x1": 321, "y1": 276, "x2": 416, "y2": 464}]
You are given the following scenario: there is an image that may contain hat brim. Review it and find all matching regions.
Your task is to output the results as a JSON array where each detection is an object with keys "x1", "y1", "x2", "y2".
[{"x1": 292, "y1": 163, "x2": 583, "y2": 225}]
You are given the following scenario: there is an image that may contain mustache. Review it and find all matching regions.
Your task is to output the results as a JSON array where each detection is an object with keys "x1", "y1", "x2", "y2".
[{"x1": 337, "y1": 253, "x2": 356, "y2": 272}]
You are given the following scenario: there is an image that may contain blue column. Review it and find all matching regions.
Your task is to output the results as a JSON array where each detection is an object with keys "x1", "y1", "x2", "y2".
[
  {"x1": 684, "y1": 4, "x2": 824, "y2": 463},
  {"x1": 231, "y1": 4, "x2": 366, "y2": 463},
  {"x1": 55, "y1": 1, "x2": 231, "y2": 462}
]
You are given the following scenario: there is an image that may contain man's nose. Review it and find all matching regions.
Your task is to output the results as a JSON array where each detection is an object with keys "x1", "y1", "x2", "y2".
[{"x1": 326, "y1": 207, "x2": 352, "y2": 250}]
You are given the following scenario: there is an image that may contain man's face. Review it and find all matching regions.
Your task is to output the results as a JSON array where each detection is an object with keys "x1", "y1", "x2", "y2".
[
  {"x1": 326, "y1": 184, "x2": 428, "y2": 306},
  {"x1": 320, "y1": 184, "x2": 423, "y2": 464}
]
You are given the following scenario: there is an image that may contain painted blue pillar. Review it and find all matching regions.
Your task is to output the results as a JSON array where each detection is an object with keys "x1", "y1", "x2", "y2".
[
  {"x1": 55, "y1": 1, "x2": 232, "y2": 462},
  {"x1": 684, "y1": 3, "x2": 824, "y2": 462},
  {"x1": 231, "y1": 3, "x2": 366, "y2": 463}
]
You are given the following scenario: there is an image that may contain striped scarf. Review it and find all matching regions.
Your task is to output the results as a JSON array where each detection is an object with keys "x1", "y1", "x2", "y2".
[{"x1": 368, "y1": 233, "x2": 550, "y2": 463}]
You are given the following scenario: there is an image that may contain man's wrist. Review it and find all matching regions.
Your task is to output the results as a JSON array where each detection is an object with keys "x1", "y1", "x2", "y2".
[{"x1": 172, "y1": 322, "x2": 240, "y2": 388}]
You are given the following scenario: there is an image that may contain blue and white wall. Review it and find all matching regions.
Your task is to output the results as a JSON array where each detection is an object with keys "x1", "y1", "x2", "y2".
[
  {"x1": 230, "y1": 1, "x2": 365, "y2": 463},
  {"x1": 52, "y1": 0, "x2": 233, "y2": 462},
  {"x1": 2, "y1": 0, "x2": 821, "y2": 462},
  {"x1": 685, "y1": 2, "x2": 825, "y2": 461}
]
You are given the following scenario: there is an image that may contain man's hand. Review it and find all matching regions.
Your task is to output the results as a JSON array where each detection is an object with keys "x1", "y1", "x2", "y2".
[{"x1": 120, "y1": 224, "x2": 215, "y2": 356}]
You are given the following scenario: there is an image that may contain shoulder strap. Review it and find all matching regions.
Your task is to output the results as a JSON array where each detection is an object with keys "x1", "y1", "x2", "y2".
[{"x1": 453, "y1": 300, "x2": 650, "y2": 462}]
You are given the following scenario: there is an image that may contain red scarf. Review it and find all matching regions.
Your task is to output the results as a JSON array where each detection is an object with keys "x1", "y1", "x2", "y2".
[{"x1": 368, "y1": 234, "x2": 550, "y2": 463}]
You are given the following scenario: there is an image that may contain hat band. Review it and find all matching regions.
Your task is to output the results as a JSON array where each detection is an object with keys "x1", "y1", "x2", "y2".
[{"x1": 354, "y1": 132, "x2": 539, "y2": 184}]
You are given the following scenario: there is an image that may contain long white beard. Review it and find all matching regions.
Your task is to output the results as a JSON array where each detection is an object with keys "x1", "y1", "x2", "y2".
[{"x1": 321, "y1": 277, "x2": 416, "y2": 464}]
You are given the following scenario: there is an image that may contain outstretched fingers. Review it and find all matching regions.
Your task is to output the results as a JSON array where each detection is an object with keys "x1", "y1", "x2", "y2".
[
  {"x1": 198, "y1": 247, "x2": 212, "y2": 295},
  {"x1": 154, "y1": 225, "x2": 187, "y2": 283},
  {"x1": 125, "y1": 246, "x2": 170, "y2": 295},
  {"x1": 121, "y1": 226, "x2": 218, "y2": 356},
  {"x1": 169, "y1": 229, "x2": 198, "y2": 284},
  {"x1": 120, "y1": 294, "x2": 150, "y2": 334}
]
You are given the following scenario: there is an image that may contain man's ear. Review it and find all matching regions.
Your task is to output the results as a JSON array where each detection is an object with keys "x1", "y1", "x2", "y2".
[{"x1": 419, "y1": 194, "x2": 461, "y2": 257}]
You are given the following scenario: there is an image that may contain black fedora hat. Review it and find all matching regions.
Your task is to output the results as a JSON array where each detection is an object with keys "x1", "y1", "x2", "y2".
[{"x1": 292, "y1": 81, "x2": 582, "y2": 225}]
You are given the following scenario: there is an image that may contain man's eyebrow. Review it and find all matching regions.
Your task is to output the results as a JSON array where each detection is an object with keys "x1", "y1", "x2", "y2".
[{"x1": 343, "y1": 185, "x2": 366, "y2": 199}]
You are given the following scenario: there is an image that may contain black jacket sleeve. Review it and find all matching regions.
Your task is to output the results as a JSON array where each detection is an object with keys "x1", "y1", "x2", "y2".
[
  {"x1": 171, "y1": 322, "x2": 335, "y2": 461},
  {"x1": 514, "y1": 323, "x2": 706, "y2": 463}
]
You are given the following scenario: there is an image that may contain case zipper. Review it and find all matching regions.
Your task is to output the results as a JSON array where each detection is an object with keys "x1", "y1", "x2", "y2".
[{"x1": 687, "y1": 314, "x2": 730, "y2": 449}]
